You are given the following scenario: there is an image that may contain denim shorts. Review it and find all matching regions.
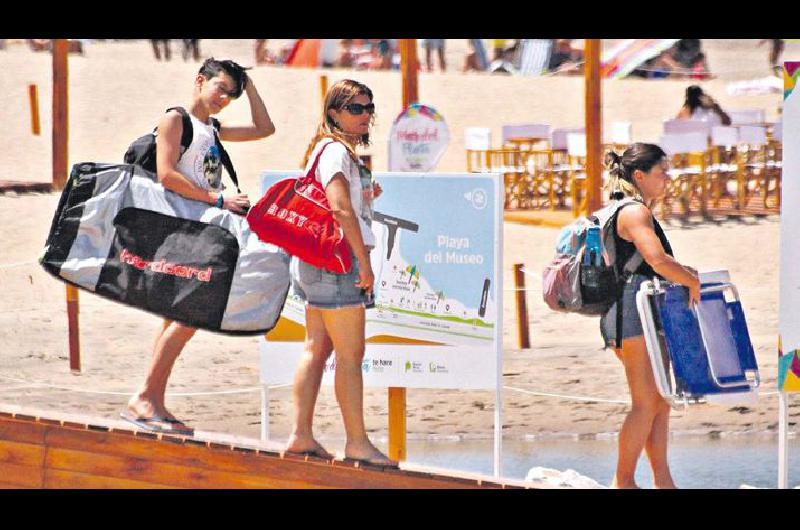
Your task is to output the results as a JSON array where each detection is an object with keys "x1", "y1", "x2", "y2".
[{"x1": 290, "y1": 256, "x2": 368, "y2": 309}]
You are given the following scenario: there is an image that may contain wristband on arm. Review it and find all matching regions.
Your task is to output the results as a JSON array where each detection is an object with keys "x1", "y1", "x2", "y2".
[{"x1": 216, "y1": 193, "x2": 224, "y2": 208}]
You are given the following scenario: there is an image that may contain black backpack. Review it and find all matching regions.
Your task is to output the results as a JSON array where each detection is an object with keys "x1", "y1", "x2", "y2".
[{"x1": 124, "y1": 106, "x2": 241, "y2": 192}]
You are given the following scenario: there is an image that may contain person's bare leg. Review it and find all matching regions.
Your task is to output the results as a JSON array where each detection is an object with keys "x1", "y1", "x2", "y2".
[
  {"x1": 321, "y1": 305, "x2": 396, "y2": 465},
  {"x1": 644, "y1": 400, "x2": 677, "y2": 488},
  {"x1": 438, "y1": 48, "x2": 447, "y2": 72},
  {"x1": 611, "y1": 337, "x2": 665, "y2": 489},
  {"x1": 285, "y1": 306, "x2": 334, "y2": 458},
  {"x1": 126, "y1": 320, "x2": 196, "y2": 423},
  {"x1": 425, "y1": 47, "x2": 433, "y2": 71}
]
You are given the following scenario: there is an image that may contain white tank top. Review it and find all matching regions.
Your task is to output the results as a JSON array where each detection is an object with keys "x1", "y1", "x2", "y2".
[{"x1": 173, "y1": 114, "x2": 223, "y2": 191}]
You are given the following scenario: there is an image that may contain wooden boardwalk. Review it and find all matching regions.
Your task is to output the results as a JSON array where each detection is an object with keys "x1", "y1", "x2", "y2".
[{"x1": 0, "y1": 406, "x2": 533, "y2": 489}]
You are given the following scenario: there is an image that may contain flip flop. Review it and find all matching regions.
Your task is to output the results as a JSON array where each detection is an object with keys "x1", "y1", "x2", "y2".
[
  {"x1": 343, "y1": 456, "x2": 399, "y2": 468},
  {"x1": 119, "y1": 411, "x2": 195, "y2": 436},
  {"x1": 285, "y1": 447, "x2": 335, "y2": 460}
]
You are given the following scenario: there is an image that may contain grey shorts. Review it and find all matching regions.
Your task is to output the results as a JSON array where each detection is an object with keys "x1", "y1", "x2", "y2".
[
  {"x1": 600, "y1": 273, "x2": 653, "y2": 349},
  {"x1": 290, "y1": 256, "x2": 368, "y2": 309}
]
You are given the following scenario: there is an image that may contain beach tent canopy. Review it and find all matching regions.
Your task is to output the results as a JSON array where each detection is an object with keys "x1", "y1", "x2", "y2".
[{"x1": 601, "y1": 39, "x2": 679, "y2": 79}]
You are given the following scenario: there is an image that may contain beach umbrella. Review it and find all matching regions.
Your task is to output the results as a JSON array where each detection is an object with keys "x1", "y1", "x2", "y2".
[
  {"x1": 285, "y1": 39, "x2": 321, "y2": 68},
  {"x1": 601, "y1": 39, "x2": 679, "y2": 79}
]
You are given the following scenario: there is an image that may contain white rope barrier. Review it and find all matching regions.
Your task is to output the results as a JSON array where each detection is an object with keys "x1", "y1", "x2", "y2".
[
  {"x1": 0, "y1": 373, "x2": 779, "y2": 405},
  {"x1": 0, "y1": 374, "x2": 290, "y2": 397},
  {"x1": 504, "y1": 385, "x2": 629, "y2": 404}
]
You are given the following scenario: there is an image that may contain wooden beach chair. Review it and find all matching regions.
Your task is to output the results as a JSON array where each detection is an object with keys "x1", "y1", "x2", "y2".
[
  {"x1": 502, "y1": 123, "x2": 551, "y2": 151},
  {"x1": 465, "y1": 127, "x2": 492, "y2": 173},
  {"x1": 728, "y1": 108, "x2": 767, "y2": 126},
  {"x1": 565, "y1": 132, "x2": 588, "y2": 217},
  {"x1": 662, "y1": 118, "x2": 712, "y2": 137},
  {"x1": 707, "y1": 126, "x2": 739, "y2": 211},
  {"x1": 548, "y1": 127, "x2": 585, "y2": 209},
  {"x1": 659, "y1": 132, "x2": 710, "y2": 220},
  {"x1": 488, "y1": 148, "x2": 526, "y2": 209},
  {"x1": 735, "y1": 125, "x2": 773, "y2": 211},
  {"x1": 636, "y1": 271, "x2": 760, "y2": 408}
]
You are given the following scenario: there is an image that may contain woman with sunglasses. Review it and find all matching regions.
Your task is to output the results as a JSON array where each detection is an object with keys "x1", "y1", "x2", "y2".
[{"x1": 285, "y1": 79, "x2": 395, "y2": 467}]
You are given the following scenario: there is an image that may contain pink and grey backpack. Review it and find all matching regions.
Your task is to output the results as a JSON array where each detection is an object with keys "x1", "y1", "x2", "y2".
[{"x1": 542, "y1": 198, "x2": 643, "y2": 315}]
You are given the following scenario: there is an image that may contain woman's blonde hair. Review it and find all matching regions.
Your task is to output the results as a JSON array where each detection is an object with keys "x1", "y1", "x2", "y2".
[
  {"x1": 604, "y1": 142, "x2": 667, "y2": 206},
  {"x1": 301, "y1": 79, "x2": 375, "y2": 168}
]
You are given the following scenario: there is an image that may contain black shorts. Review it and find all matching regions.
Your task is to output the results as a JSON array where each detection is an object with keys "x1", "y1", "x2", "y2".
[{"x1": 600, "y1": 273, "x2": 654, "y2": 349}]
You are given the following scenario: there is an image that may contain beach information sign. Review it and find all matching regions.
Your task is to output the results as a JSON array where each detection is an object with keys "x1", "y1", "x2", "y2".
[
  {"x1": 258, "y1": 171, "x2": 502, "y2": 390},
  {"x1": 780, "y1": 62, "x2": 800, "y2": 393},
  {"x1": 387, "y1": 104, "x2": 450, "y2": 172}
]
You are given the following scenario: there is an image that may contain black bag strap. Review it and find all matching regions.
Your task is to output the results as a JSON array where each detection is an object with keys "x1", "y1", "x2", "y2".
[
  {"x1": 212, "y1": 127, "x2": 240, "y2": 194},
  {"x1": 163, "y1": 107, "x2": 194, "y2": 153},
  {"x1": 608, "y1": 199, "x2": 645, "y2": 349}
]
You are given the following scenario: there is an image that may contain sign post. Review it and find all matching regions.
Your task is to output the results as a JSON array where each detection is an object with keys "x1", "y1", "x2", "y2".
[
  {"x1": 778, "y1": 61, "x2": 800, "y2": 489},
  {"x1": 389, "y1": 39, "x2": 419, "y2": 463}
]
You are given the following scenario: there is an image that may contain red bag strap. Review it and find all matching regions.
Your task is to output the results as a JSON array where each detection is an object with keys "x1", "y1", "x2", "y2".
[{"x1": 302, "y1": 140, "x2": 338, "y2": 186}]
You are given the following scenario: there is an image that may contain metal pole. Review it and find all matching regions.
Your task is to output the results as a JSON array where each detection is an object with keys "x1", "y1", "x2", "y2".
[
  {"x1": 583, "y1": 39, "x2": 603, "y2": 216},
  {"x1": 494, "y1": 187, "x2": 504, "y2": 478},
  {"x1": 261, "y1": 386, "x2": 270, "y2": 441},
  {"x1": 779, "y1": 391, "x2": 789, "y2": 489}
]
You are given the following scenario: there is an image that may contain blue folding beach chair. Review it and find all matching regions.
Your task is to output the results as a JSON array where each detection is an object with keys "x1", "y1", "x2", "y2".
[{"x1": 636, "y1": 271, "x2": 760, "y2": 407}]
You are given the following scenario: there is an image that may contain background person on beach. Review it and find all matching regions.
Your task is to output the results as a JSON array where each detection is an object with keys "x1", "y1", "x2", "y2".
[
  {"x1": 285, "y1": 79, "x2": 395, "y2": 467},
  {"x1": 181, "y1": 39, "x2": 201, "y2": 62},
  {"x1": 150, "y1": 39, "x2": 172, "y2": 61},
  {"x1": 677, "y1": 85, "x2": 731, "y2": 126},
  {"x1": 123, "y1": 58, "x2": 276, "y2": 434},
  {"x1": 601, "y1": 144, "x2": 701, "y2": 489},
  {"x1": 423, "y1": 39, "x2": 447, "y2": 72}
]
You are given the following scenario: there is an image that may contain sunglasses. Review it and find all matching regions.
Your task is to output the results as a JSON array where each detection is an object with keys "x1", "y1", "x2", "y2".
[{"x1": 342, "y1": 103, "x2": 375, "y2": 115}]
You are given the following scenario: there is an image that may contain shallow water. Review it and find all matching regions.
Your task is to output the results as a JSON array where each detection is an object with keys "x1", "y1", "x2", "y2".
[{"x1": 403, "y1": 436, "x2": 800, "y2": 489}]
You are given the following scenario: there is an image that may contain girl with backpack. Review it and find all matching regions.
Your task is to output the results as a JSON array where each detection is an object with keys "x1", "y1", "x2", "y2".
[
  {"x1": 284, "y1": 79, "x2": 396, "y2": 467},
  {"x1": 602, "y1": 143, "x2": 700, "y2": 488}
]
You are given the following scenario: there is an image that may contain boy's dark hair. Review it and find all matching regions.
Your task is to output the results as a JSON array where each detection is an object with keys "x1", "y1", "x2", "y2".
[{"x1": 199, "y1": 58, "x2": 249, "y2": 98}]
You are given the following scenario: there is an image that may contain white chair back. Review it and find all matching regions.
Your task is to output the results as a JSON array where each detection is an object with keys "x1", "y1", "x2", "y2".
[
  {"x1": 710, "y1": 126, "x2": 739, "y2": 147},
  {"x1": 659, "y1": 132, "x2": 708, "y2": 155},
  {"x1": 773, "y1": 119, "x2": 783, "y2": 142},
  {"x1": 464, "y1": 127, "x2": 492, "y2": 150},
  {"x1": 609, "y1": 121, "x2": 632, "y2": 145},
  {"x1": 566, "y1": 132, "x2": 587, "y2": 157},
  {"x1": 551, "y1": 127, "x2": 585, "y2": 150},
  {"x1": 738, "y1": 125, "x2": 767, "y2": 146},
  {"x1": 501, "y1": 123, "x2": 550, "y2": 144},
  {"x1": 728, "y1": 108, "x2": 766, "y2": 125},
  {"x1": 663, "y1": 119, "x2": 712, "y2": 136}
]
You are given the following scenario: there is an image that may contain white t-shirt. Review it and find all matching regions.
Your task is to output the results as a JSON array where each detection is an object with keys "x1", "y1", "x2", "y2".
[
  {"x1": 170, "y1": 113, "x2": 223, "y2": 191},
  {"x1": 304, "y1": 139, "x2": 375, "y2": 248}
]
